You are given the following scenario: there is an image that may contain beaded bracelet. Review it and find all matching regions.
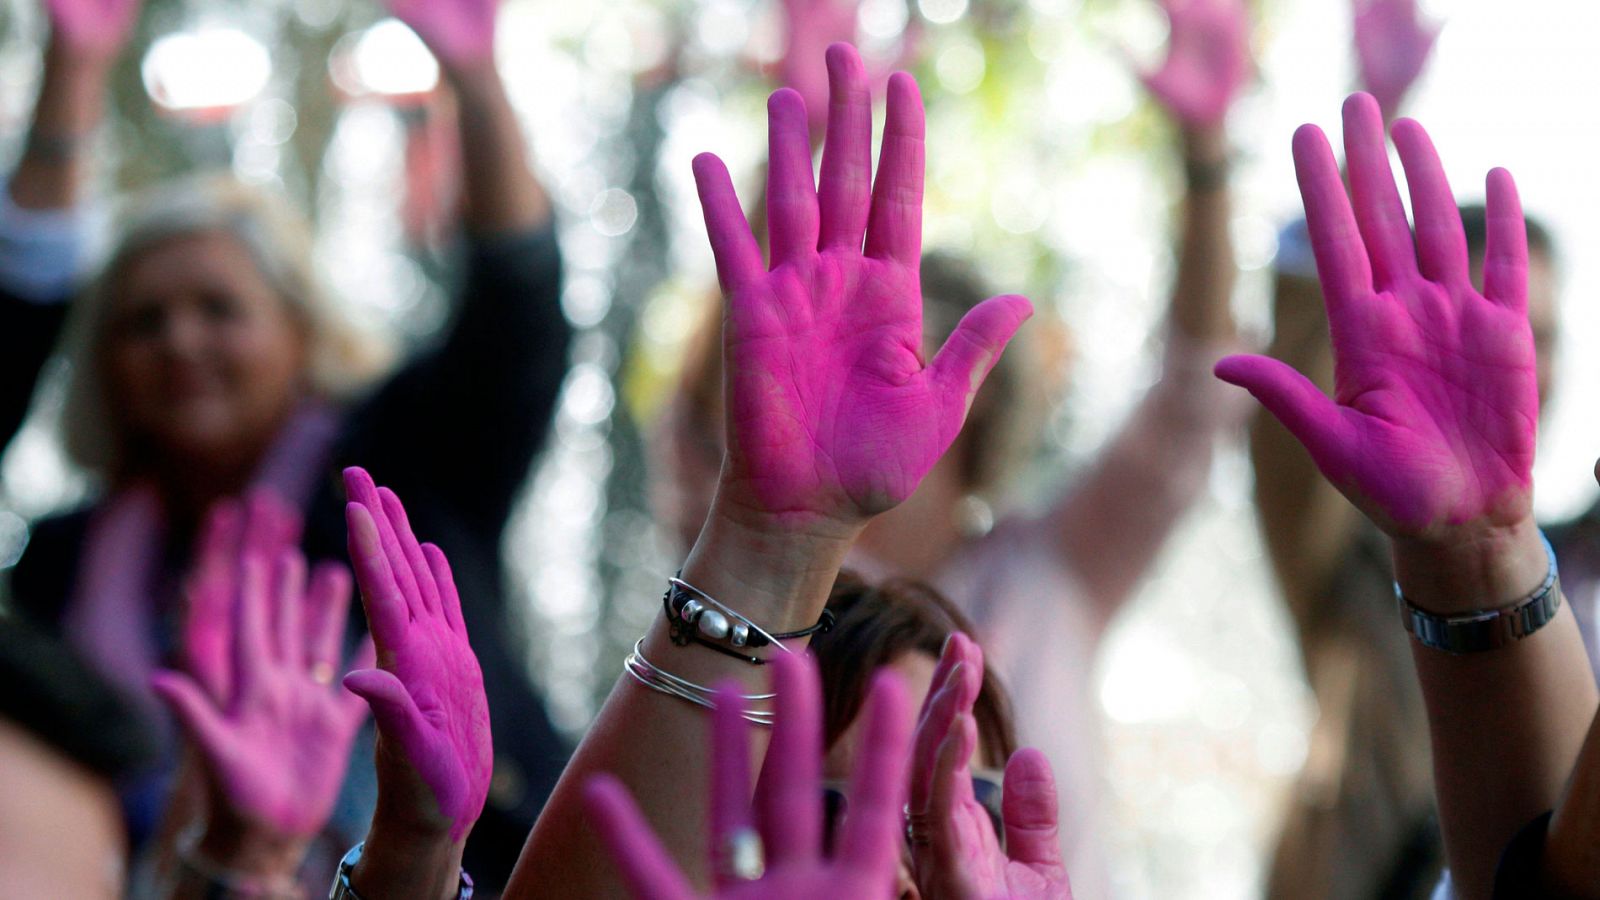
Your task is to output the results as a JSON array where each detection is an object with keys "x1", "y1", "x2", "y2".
[{"x1": 663, "y1": 576, "x2": 834, "y2": 665}]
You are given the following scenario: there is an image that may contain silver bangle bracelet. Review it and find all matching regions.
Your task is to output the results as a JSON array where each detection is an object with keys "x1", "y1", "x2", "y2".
[
  {"x1": 1397, "y1": 533, "x2": 1562, "y2": 654},
  {"x1": 624, "y1": 639, "x2": 775, "y2": 726}
]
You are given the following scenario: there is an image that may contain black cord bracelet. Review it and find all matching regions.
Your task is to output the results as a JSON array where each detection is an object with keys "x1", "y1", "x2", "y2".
[{"x1": 662, "y1": 579, "x2": 834, "y2": 665}]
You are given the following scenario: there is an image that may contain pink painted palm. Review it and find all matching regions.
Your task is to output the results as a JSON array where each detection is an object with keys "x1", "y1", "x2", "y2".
[
  {"x1": 1215, "y1": 93, "x2": 1535, "y2": 539},
  {"x1": 1353, "y1": 0, "x2": 1441, "y2": 121},
  {"x1": 152, "y1": 551, "x2": 372, "y2": 837},
  {"x1": 342, "y1": 467, "x2": 493, "y2": 843},
  {"x1": 698, "y1": 43, "x2": 1031, "y2": 532},
  {"x1": 1138, "y1": 0, "x2": 1252, "y2": 128},
  {"x1": 584, "y1": 653, "x2": 914, "y2": 900},
  {"x1": 909, "y1": 634, "x2": 1071, "y2": 900},
  {"x1": 387, "y1": 0, "x2": 497, "y2": 69},
  {"x1": 44, "y1": 0, "x2": 140, "y2": 57}
]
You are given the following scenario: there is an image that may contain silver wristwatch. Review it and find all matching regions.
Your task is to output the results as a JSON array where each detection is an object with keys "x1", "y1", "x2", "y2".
[
  {"x1": 1398, "y1": 534, "x2": 1562, "y2": 654},
  {"x1": 329, "y1": 842, "x2": 474, "y2": 900}
]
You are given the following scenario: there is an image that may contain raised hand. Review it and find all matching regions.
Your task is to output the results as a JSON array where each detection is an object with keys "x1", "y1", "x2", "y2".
[
  {"x1": 1137, "y1": 0, "x2": 1252, "y2": 129},
  {"x1": 1214, "y1": 93, "x2": 1535, "y2": 542},
  {"x1": 386, "y1": 0, "x2": 497, "y2": 71},
  {"x1": 584, "y1": 652, "x2": 913, "y2": 899},
  {"x1": 909, "y1": 634, "x2": 1071, "y2": 900},
  {"x1": 696, "y1": 42, "x2": 1031, "y2": 534},
  {"x1": 44, "y1": 0, "x2": 140, "y2": 59},
  {"x1": 151, "y1": 549, "x2": 372, "y2": 839},
  {"x1": 182, "y1": 489, "x2": 303, "y2": 704},
  {"x1": 777, "y1": 0, "x2": 917, "y2": 140},
  {"x1": 1353, "y1": 0, "x2": 1441, "y2": 121},
  {"x1": 342, "y1": 467, "x2": 492, "y2": 843}
]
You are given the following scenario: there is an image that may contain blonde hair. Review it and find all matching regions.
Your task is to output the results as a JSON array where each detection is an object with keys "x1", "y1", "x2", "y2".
[{"x1": 58, "y1": 174, "x2": 392, "y2": 479}]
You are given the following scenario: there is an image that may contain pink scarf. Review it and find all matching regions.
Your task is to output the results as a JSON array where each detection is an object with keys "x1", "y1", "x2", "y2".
[{"x1": 63, "y1": 403, "x2": 341, "y2": 713}]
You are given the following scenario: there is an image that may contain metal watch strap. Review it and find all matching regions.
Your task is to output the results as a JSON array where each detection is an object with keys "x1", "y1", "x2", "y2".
[
  {"x1": 1398, "y1": 534, "x2": 1562, "y2": 654},
  {"x1": 329, "y1": 842, "x2": 475, "y2": 900}
]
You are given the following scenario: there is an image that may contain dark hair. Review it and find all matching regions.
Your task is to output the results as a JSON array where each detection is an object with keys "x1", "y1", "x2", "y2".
[
  {"x1": 810, "y1": 571, "x2": 1018, "y2": 766},
  {"x1": 1458, "y1": 204, "x2": 1555, "y2": 262}
]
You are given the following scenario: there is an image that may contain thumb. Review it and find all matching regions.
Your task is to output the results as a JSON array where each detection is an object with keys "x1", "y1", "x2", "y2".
[
  {"x1": 151, "y1": 670, "x2": 232, "y2": 761},
  {"x1": 1001, "y1": 747, "x2": 1067, "y2": 873},
  {"x1": 343, "y1": 668, "x2": 427, "y2": 753},
  {"x1": 928, "y1": 294, "x2": 1032, "y2": 431},
  {"x1": 1214, "y1": 354, "x2": 1352, "y2": 473}
]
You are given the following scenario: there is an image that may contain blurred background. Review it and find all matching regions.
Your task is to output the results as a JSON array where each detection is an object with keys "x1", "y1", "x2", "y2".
[{"x1": 1, "y1": 0, "x2": 1597, "y2": 896}]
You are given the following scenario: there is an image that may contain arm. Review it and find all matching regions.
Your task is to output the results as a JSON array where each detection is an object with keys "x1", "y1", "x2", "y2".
[
  {"x1": 344, "y1": 0, "x2": 566, "y2": 536},
  {"x1": 1055, "y1": 0, "x2": 1249, "y2": 625},
  {"x1": 1216, "y1": 92, "x2": 1599, "y2": 899},
  {"x1": 509, "y1": 43, "x2": 1029, "y2": 896}
]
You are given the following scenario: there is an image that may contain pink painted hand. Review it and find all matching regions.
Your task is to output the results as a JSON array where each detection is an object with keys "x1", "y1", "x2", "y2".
[
  {"x1": 697, "y1": 43, "x2": 1031, "y2": 533},
  {"x1": 777, "y1": 0, "x2": 917, "y2": 140},
  {"x1": 182, "y1": 489, "x2": 303, "y2": 704},
  {"x1": 1215, "y1": 93, "x2": 1535, "y2": 540},
  {"x1": 387, "y1": 0, "x2": 497, "y2": 71},
  {"x1": 584, "y1": 652, "x2": 913, "y2": 899},
  {"x1": 1353, "y1": 0, "x2": 1441, "y2": 121},
  {"x1": 44, "y1": 0, "x2": 140, "y2": 58},
  {"x1": 909, "y1": 634, "x2": 1071, "y2": 900},
  {"x1": 342, "y1": 467, "x2": 492, "y2": 844},
  {"x1": 1136, "y1": 0, "x2": 1252, "y2": 129},
  {"x1": 151, "y1": 550, "x2": 373, "y2": 838}
]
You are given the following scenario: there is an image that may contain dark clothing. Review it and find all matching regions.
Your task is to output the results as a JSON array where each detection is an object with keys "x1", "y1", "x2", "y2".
[
  {"x1": 8, "y1": 225, "x2": 574, "y2": 889},
  {"x1": 0, "y1": 290, "x2": 67, "y2": 454}
]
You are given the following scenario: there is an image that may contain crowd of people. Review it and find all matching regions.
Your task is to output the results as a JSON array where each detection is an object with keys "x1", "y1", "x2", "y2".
[{"x1": 0, "y1": 0, "x2": 1597, "y2": 897}]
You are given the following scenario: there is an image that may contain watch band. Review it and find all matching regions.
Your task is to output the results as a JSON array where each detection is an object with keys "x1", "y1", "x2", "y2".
[
  {"x1": 329, "y1": 842, "x2": 475, "y2": 900},
  {"x1": 1398, "y1": 534, "x2": 1562, "y2": 654}
]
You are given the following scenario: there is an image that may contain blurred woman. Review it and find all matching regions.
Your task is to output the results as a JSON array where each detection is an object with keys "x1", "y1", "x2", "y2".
[{"x1": 0, "y1": 0, "x2": 571, "y2": 887}]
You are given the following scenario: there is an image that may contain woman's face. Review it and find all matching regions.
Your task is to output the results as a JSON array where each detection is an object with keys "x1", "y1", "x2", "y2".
[{"x1": 103, "y1": 230, "x2": 308, "y2": 472}]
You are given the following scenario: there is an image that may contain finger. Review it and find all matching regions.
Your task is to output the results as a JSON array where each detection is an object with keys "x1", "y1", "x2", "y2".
[
  {"x1": 151, "y1": 670, "x2": 233, "y2": 762},
  {"x1": 863, "y1": 71, "x2": 925, "y2": 266},
  {"x1": 1293, "y1": 122, "x2": 1374, "y2": 310},
  {"x1": 343, "y1": 668, "x2": 428, "y2": 753},
  {"x1": 1481, "y1": 167, "x2": 1528, "y2": 313},
  {"x1": 838, "y1": 670, "x2": 914, "y2": 880},
  {"x1": 915, "y1": 634, "x2": 961, "y2": 725},
  {"x1": 692, "y1": 153, "x2": 764, "y2": 296},
  {"x1": 234, "y1": 554, "x2": 273, "y2": 704},
  {"x1": 929, "y1": 713, "x2": 983, "y2": 852},
  {"x1": 242, "y1": 486, "x2": 302, "y2": 556},
  {"x1": 342, "y1": 469, "x2": 421, "y2": 609},
  {"x1": 339, "y1": 637, "x2": 378, "y2": 720},
  {"x1": 1391, "y1": 117, "x2": 1470, "y2": 285},
  {"x1": 582, "y1": 775, "x2": 697, "y2": 900},
  {"x1": 928, "y1": 294, "x2": 1033, "y2": 430},
  {"x1": 1001, "y1": 748, "x2": 1066, "y2": 870},
  {"x1": 910, "y1": 662, "x2": 970, "y2": 816},
  {"x1": 1341, "y1": 92, "x2": 1417, "y2": 288},
  {"x1": 194, "y1": 497, "x2": 244, "y2": 578},
  {"x1": 709, "y1": 680, "x2": 755, "y2": 888},
  {"x1": 345, "y1": 502, "x2": 410, "y2": 650},
  {"x1": 379, "y1": 487, "x2": 441, "y2": 617},
  {"x1": 303, "y1": 562, "x2": 354, "y2": 671},
  {"x1": 760, "y1": 652, "x2": 822, "y2": 866},
  {"x1": 422, "y1": 543, "x2": 469, "y2": 639},
  {"x1": 766, "y1": 88, "x2": 820, "y2": 269},
  {"x1": 817, "y1": 42, "x2": 872, "y2": 251},
  {"x1": 273, "y1": 551, "x2": 307, "y2": 668},
  {"x1": 1214, "y1": 355, "x2": 1354, "y2": 477}
]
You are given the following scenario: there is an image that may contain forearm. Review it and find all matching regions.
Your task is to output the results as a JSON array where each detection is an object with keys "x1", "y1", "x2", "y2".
[
  {"x1": 350, "y1": 818, "x2": 466, "y2": 900},
  {"x1": 166, "y1": 823, "x2": 308, "y2": 899},
  {"x1": 444, "y1": 63, "x2": 549, "y2": 234},
  {"x1": 1167, "y1": 125, "x2": 1236, "y2": 344},
  {"x1": 509, "y1": 507, "x2": 856, "y2": 897},
  {"x1": 11, "y1": 41, "x2": 110, "y2": 211},
  {"x1": 1397, "y1": 527, "x2": 1600, "y2": 898}
]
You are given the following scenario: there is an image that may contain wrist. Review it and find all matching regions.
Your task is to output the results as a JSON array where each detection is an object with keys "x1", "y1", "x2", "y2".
[
  {"x1": 681, "y1": 499, "x2": 860, "y2": 632},
  {"x1": 1391, "y1": 518, "x2": 1549, "y2": 617},
  {"x1": 192, "y1": 822, "x2": 309, "y2": 883},
  {"x1": 351, "y1": 817, "x2": 465, "y2": 900},
  {"x1": 441, "y1": 58, "x2": 505, "y2": 104}
]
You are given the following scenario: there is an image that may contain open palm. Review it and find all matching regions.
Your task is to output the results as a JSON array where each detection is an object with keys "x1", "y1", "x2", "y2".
[
  {"x1": 153, "y1": 553, "x2": 372, "y2": 837},
  {"x1": 343, "y1": 467, "x2": 493, "y2": 842},
  {"x1": 1353, "y1": 0, "x2": 1440, "y2": 119},
  {"x1": 1139, "y1": 0, "x2": 1251, "y2": 128},
  {"x1": 387, "y1": 0, "x2": 496, "y2": 69},
  {"x1": 1216, "y1": 93, "x2": 1535, "y2": 538},
  {"x1": 697, "y1": 43, "x2": 1030, "y2": 529}
]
